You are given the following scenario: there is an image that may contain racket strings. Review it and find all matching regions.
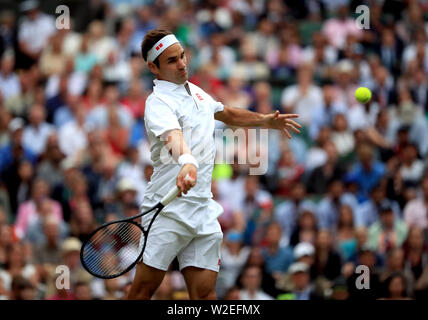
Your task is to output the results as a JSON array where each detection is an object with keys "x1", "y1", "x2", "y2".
[{"x1": 82, "y1": 222, "x2": 144, "y2": 278}]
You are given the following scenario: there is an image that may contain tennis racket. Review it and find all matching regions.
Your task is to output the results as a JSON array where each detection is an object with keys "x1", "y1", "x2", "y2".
[{"x1": 80, "y1": 176, "x2": 193, "y2": 279}]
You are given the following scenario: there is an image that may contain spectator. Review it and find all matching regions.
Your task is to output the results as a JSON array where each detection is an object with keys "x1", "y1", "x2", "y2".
[
  {"x1": 375, "y1": 28, "x2": 404, "y2": 78},
  {"x1": 39, "y1": 32, "x2": 68, "y2": 77},
  {"x1": 197, "y1": 32, "x2": 236, "y2": 80},
  {"x1": 120, "y1": 78, "x2": 146, "y2": 119},
  {"x1": 73, "y1": 281, "x2": 93, "y2": 300},
  {"x1": 345, "y1": 143, "x2": 386, "y2": 202},
  {"x1": 0, "y1": 117, "x2": 36, "y2": 173},
  {"x1": 397, "y1": 144, "x2": 424, "y2": 186},
  {"x1": 220, "y1": 75, "x2": 251, "y2": 110},
  {"x1": 289, "y1": 209, "x2": 318, "y2": 247},
  {"x1": 59, "y1": 237, "x2": 89, "y2": 287},
  {"x1": 277, "y1": 262, "x2": 321, "y2": 300},
  {"x1": 17, "y1": 0, "x2": 56, "y2": 69},
  {"x1": 242, "y1": 176, "x2": 274, "y2": 245},
  {"x1": 10, "y1": 275, "x2": 36, "y2": 300},
  {"x1": 322, "y1": 5, "x2": 362, "y2": 50},
  {"x1": 14, "y1": 178, "x2": 63, "y2": 239},
  {"x1": 312, "y1": 229, "x2": 342, "y2": 281},
  {"x1": 261, "y1": 222, "x2": 293, "y2": 278},
  {"x1": 310, "y1": 81, "x2": 347, "y2": 141},
  {"x1": 2, "y1": 159, "x2": 33, "y2": 218},
  {"x1": 336, "y1": 204, "x2": 357, "y2": 261},
  {"x1": 275, "y1": 147, "x2": 304, "y2": 198},
  {"x1": 330, "y1": 113, "x2": 355, "y2": 158},
  {"x1": 302, "y1": 31, "x2": 337, "y2": 70},
  {"x1": 32, "y1": 215, "x2": 67, "y2": 265},
  {"x1": 102, "y1": 278, "x2": 123, "y2": 300},
  {"x1": 231, "y1": 38, "x2": 270, "y2": 82},
  {"x1": 58, "y1": 105, "x2": 89, "y2": 160},
  {"x1": 316, "y1": 179, "x2": 358, "y2": 230},
  {"x1": 213, "y1": 180, "x2": 245, "y2": 233},
  {"x1": 37, "y1": 134, "x2": 65, "y2": 188},
  {"x1": 238, "y1": 265, "x2": 274, "y2": 300},
  {"x1": 22, "y1": 104, "x2": 55, "y2": 156},
  {"x1": 24, "y1": 203, "x2": 69, "y2": 246},
  {"x1": 0, "y1": 52, "x2": 21, "y2": 101},
  {"x1": 242, "y1": 247, "x2": 279, "y2": 298},
  {"x1": 379, "y1": 272, "x2": 412, "y2": 300},
  {"x1": 69, "y1": 202, "x2": 97, "y2": 243},
  {"x1": 0, "y1": 243, "x2": 37, "y2": 295},
  {"x1": 86, "y1": 20, "x2": 117, "y2": 66},
  {"x1": 403, "y1": 175, "x2": 428, "y2": 231},
  {"x1": 402, "y1": 226, "x2": 428, "y2": 288},
  {"x1": 355, "y1": 181, "x2": 401, "y2": 228},
  {"x1": 307, "y1": 140, "x2": 345, "y2": 195},
  {"x1": 281, "y1": 64, "x2": 322, "y2": 127},
  {"x1": 274, "y1": 182, "x2": 315, "y2": 245},
  {"x1": 81, "y1": 78, "x2": 104, "y2": 111},
  {"x1": 74, "y1": 34, "x2": 98, "y2": 74},
  {"x1": 86, "y1": 83, "x2": 133, "y2": 130},
  {"x1": 367, "y1": 200, "x2": 409, "y2": 254},
  {"x1": 380, "y1": 248, "x2": 414, "y2": 296},
  {"x1": 409, "y1": 68, "x2": 428, "y2": 112},
  {"x1": 390, "y1": 86, "x2": 428, "y2": 157}
]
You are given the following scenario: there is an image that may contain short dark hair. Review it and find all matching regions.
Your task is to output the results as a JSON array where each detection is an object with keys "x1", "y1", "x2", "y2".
[{"x1": 141, "y1": 29, "x2": 173, "y2": 67}]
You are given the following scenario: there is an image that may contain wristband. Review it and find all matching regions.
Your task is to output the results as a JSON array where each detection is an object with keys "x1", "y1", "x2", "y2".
[{"x1": 178, "y1": 154, "x2": 199, "y2": 169}]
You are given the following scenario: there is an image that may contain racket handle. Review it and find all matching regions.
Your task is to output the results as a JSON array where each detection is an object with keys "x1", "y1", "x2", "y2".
[
  {"x1": 160, "y1": 174, "x2": 195, "y2": 207},
  {"x1": 160, "y1": 186, "x2": 180, "y2": 206}
]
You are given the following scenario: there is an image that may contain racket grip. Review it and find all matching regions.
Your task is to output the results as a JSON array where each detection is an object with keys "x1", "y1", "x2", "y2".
[
  {"x1": 160, "y1": 186, "x2": 180, "y2": 206},
  {"x1": 160, "y1": 174, "x2": 195, "y2": 207}
]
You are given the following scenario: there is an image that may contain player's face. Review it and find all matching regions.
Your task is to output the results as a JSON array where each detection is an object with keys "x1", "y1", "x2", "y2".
[{"x1": 154, "y1": 43, "x2": 188, "y2": 84}]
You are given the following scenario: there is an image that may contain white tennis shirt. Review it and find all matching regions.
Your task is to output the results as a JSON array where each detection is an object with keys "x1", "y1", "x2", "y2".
[{"x1": 142, "y1": 79, "x2": 224, "y2": 205}]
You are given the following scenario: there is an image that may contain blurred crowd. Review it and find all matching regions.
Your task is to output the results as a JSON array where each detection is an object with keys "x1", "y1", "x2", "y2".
[{"x1": 1, "y1": 0, "x2": 428, "y2": 300}]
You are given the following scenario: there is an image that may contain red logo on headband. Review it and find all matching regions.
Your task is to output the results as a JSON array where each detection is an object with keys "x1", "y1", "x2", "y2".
[
  {"x1": 196, "y1": 93, "x2": 203, "y2": 101},
  {"x1": 156, "y1": 43, "x2": 163, "y2": 51}
]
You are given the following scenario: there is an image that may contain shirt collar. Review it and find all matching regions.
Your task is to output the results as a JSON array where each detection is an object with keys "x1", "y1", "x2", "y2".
[{"x1": 153, "y1": 79, "x2": 189, "y2": 94}]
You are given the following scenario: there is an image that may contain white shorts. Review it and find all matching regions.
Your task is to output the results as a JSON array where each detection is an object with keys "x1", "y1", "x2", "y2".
[{"x1": 139, "y1": 197, "x2": 223, "y2": 272}]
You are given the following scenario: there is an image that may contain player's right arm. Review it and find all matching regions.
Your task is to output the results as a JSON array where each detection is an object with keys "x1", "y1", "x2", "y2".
[
  {"x1": 162, "y1": 129, "x2": 197, "y2": 196},
  {"x1": 145, "y1": 96, "x2": 197, "y2": 196}
]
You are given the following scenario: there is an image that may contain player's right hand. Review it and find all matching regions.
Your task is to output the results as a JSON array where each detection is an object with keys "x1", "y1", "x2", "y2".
[{"x1": 177, "y1": 164, "x2": 197, "y2": 196}]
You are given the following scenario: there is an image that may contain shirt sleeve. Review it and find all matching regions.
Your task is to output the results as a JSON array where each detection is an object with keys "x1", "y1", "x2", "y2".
[
  {"x1": 202, "y1": 91, "x2": 224, "y2": 114},
  {"x1": 194, "y1": 85, "x2": 224, "y2": 114},
  {"x1": 211, "y1": 100, "x2": 224, "y2": 114},
  {"x1": 145, "y1": 96, "x2": 181, "y2": 139}
]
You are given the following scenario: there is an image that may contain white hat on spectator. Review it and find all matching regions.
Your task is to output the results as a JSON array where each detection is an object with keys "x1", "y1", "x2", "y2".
[
  {"x1": 294, "y1": 242, "x2": 315, "y2": 259},
  {"x1": 8, "y1": 118, "x2": 24, "y2": 132},
  {"x1": 289, "y1": 262, "x2": 310, "y2": 274},
  {"x1": 61, "y1": 157, "x2": 77, "y2": 171},
  {"x1": 20, "y1": 0, "x2": 39, "y2": 12},
  {"x1": 337, "y1": 59, "x2": 353, "y2": 73},
  {"x1": 116, "y1": 178, "x2": 137, "y2": 193},
  {"x1": 61, "y1": 237, "x2": 82, "y2": 254}
]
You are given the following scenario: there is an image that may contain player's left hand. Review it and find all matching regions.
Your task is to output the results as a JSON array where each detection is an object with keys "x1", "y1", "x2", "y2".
[{"x1": 263, "y1": 111, "x2": 301, "y2": 138}]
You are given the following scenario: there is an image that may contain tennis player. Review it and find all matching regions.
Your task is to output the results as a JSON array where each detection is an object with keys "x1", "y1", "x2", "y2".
[{"x1": 127, "y1": 29, "x2": 301, "y2": 300}]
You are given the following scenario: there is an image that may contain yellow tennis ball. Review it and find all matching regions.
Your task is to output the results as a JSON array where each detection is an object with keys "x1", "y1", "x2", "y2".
[{"x1": 355, "y1": 87, "x2": 372, "y2": 104}]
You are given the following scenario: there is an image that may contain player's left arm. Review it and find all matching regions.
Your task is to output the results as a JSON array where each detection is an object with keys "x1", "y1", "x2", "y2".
[{"x1": 214, "y1": 106, "x2": 301, "y2": 138}]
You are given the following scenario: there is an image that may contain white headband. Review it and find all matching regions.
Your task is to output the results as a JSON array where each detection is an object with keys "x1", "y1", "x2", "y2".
[{"x1": 147, "y1": 34, "x2": 179, "y2": 62}]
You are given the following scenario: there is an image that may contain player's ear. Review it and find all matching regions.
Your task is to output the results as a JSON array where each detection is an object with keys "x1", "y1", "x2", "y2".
[{"x1": 147, "y1": 61, "x2": 159, "y2": 75}]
